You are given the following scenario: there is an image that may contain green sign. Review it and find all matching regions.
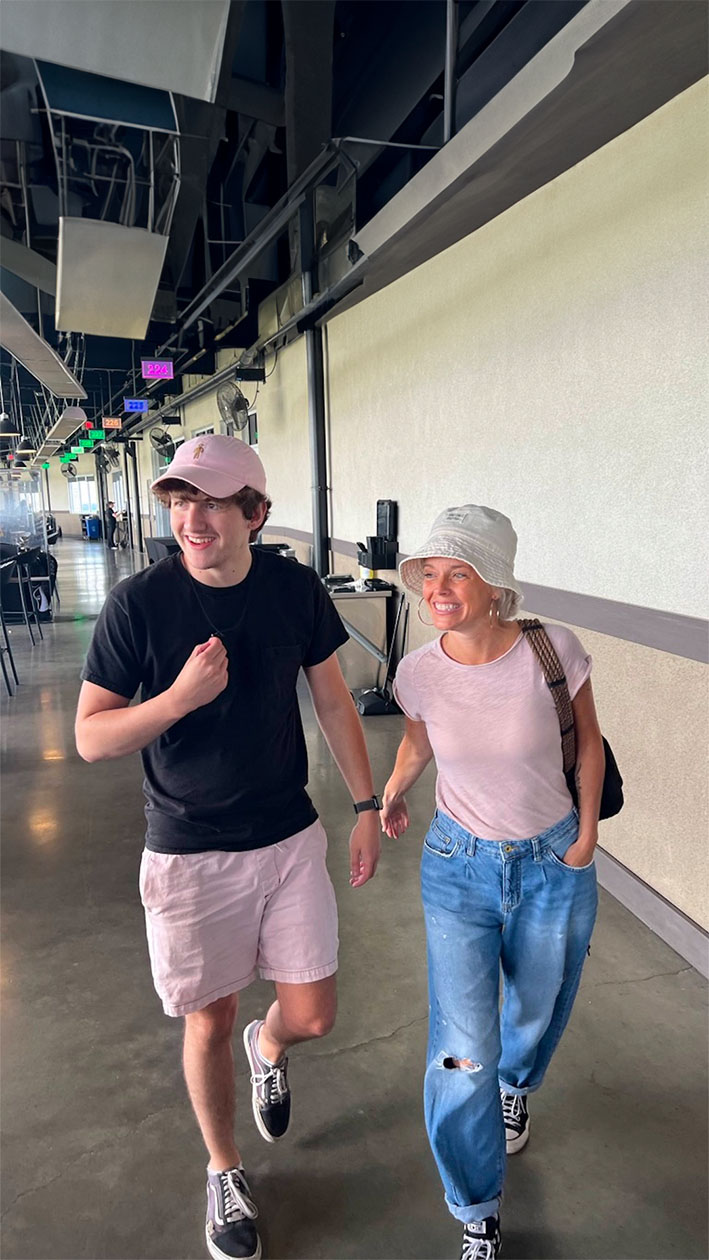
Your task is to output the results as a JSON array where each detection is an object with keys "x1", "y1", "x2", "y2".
[
  {"x1": 80, "y1": 438, "x2": 93, "y2": 448},
  {"x1": 71, "y1": 445, "x2": 83, "y2": 453},
  {"x1": 92, "y1": 429, "x2": 106, "y2": 440}
]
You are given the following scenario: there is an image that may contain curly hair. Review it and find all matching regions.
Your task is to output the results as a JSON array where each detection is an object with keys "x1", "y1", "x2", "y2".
[{"x1": 152, "y1": 478, "x2": 272, "y2": 542}]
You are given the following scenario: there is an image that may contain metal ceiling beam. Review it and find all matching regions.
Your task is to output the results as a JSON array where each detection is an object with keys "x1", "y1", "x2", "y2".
[
  {"x1": 228, "y1": 77, "x2": 285, "y2": 127},
  {"x1": 1, "y1": 238, "x2": 57, "y2": 296},
  {"x1": 327, "y1": 0, "x2": 708, "y2": 320},
  {"x1": 159, "y1": 140, "x2": 346, "y2": 343},
  {"x1": 282, "y1": 0, "x2": 335, "y2": 186}
]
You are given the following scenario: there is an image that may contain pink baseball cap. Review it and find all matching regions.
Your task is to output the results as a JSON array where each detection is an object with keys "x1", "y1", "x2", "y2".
[{"x1": 151, "y1": 433, "x2": 267, "y2": 498}]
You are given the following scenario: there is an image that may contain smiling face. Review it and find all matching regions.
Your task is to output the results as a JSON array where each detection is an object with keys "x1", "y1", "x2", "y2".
[
  {"x1": 421, "y1": 557, "x2": 497, "y2": 633},
  {"x1": 169, "y1": 487, "x2": 264, "y2": 584}
]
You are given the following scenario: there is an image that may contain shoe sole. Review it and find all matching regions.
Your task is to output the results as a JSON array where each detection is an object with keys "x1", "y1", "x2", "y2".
[
  {"x1": 505, "y1": 1125, "x2": 530, "y2": 1154},
  {"x1": 205, "y1": 1226, "x2": 262, "y2": 1260},
  {"x1": 242, "y1": 1021, "x2": 286, "y2": 1145}
]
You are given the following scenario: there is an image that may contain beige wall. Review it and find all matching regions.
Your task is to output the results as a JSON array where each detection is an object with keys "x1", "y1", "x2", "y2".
[
  {"x1": 325, "y1": 79, "x2": 709, "y2": 619},
  {"x1": 256, "y1": 81, "x2": 709, "y2": 929}
]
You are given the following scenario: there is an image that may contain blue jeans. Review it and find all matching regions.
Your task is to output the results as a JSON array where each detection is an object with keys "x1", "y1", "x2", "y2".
[{"x1": 421, "y1": 808, "x2": 598, "y2": 1223}]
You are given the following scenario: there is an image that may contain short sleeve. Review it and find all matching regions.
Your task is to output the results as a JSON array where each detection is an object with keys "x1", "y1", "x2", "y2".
[
  {"x1": 392, "y1": 655, "x2": 424, "y2": 721},
  {"x1": 546, "y1": 625, "x2": 592, "y2": 700},
  {"x1": 80, "y1": 588, "x2": 143, "y2": 699},
  {"x1": 302, "y1": 574, "x2": 349, "y2": 667}
]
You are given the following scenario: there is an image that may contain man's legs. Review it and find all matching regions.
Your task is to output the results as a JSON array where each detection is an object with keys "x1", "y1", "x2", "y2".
[
  {"x1": 259, "y1": 975, "x2": 337, "y2": 1063},
  {"x1": 184, "y1": 992, "x2": 241, "y2": 1170}
]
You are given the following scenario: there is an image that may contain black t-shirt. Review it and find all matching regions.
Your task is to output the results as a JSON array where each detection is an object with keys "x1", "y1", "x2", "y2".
[{"x1": 81, "y1": 550, "x2": 349, "y2": 854}]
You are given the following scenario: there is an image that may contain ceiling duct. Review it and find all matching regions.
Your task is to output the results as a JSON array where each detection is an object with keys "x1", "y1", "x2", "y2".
[
  {"x1": 1, "y1": 0, "x2": 230, "y2": 103},
  {"x1": 36, "y1": 61, "x2": 180, "y2": 341}
]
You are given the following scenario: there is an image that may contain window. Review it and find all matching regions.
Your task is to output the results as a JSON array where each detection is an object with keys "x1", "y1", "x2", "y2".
[
  {"x1": 111, "y1": 471, "x2": 126, "y2": 511},
  {"x1": 68, "y1": 476, "x2": 98, "y2": 514},
  {"x1": 247, "y1": 411, "x2": 258, "y2": 447}
]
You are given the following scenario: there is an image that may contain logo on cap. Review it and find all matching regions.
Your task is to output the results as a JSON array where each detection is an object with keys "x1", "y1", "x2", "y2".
[{"x1": 192, "y1": 443, "x2": 205, "y2": 462}]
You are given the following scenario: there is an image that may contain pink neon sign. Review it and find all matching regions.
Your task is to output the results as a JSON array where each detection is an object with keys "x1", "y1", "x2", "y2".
[{"x1": 141, "y1": 359, "x2": 174, "y2": 380}]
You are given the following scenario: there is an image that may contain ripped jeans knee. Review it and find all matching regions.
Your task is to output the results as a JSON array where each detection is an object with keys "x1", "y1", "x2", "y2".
[{"x1": 435, "y1": 1052, "x2": 484, "y2": 1074}]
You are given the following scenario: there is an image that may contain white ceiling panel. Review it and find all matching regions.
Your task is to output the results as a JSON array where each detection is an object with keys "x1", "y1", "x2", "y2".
[
  {"x1": 1, "y1": 0, "x2": 230, "y2": 103},
  {"x1": 55, "y1": 218, "x2": 169, "y2": 340},
  {"x1": 0, "y1": 292, "x2": 86, "y2": 397}
]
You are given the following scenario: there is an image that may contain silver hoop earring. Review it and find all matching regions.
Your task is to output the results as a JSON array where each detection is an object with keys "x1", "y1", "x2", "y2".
[
  {"x1": 417, "y1": 597, "x2": 434, "y2": 626},
  {"x1": 489, "y1": 598, "x2": 500, "y2": 626}
]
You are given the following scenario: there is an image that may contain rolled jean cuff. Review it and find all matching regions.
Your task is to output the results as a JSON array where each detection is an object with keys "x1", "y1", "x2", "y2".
[
  {"x1": 445, "y1": 1194, "x2": 500, "y2": 1224},
  {"x1": 498, "y1": 1079, "x2": 530, "y2": 1097}
]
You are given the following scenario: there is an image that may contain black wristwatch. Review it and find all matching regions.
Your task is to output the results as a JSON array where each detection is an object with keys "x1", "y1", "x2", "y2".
[{"x1": 353, "y1": 795, "x2": 382, "y2": 814}]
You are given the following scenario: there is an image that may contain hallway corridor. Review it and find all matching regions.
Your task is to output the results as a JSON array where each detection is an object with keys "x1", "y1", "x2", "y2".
[{"x1": 1, "y1": 540, "x2": 707, "y2": 1260}]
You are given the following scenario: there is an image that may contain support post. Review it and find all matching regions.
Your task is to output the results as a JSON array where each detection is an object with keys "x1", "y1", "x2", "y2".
[
  {"x1": 128, "y1": 443, "x2": 143, "y2": 555},
  {"x1": 444, "y1": 0, "x2": 458, "y2": 144},
  {"x1": 300, "y1": 196, "x2": 330, "y2": 577},
  {"x1": 123, "y1": 447, "x2": 135, "y2": 550}
]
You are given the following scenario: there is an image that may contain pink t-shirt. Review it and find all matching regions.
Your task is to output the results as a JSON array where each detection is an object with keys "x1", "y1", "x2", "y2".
[{"x1": 393, "y1": 625, "x2": 592, "y2": 842}]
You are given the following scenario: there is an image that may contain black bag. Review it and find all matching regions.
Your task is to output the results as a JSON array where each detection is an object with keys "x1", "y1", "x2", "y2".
[{"x1": 520, "y1": 620, "x2": 624, "y2": 820}]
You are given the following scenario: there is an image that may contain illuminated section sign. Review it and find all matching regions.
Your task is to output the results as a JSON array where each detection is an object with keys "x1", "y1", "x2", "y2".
[
  {"x1": 104, "y1": 418, "x2": 122, "y2": 429},
  {"x1": 141, "y1": 359, "x2": 173, "y2": 380},
  {"x1": 79, "y1": 439, "x2": 93, "y2": 447},
  {"x1": 92, "y1": 429, "x2": 106, "y2": 440},
  {"x1": 124, "y1": 398, "x2": 149, "y2": 413},
  {"x1": 71, "y1": 445, "x2": 83, "y2": 453}
]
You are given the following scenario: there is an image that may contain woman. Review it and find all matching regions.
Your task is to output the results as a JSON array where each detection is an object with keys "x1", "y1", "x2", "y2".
[{"x1": 380, "y1": 505, "x2": 604, "y2": 1260}]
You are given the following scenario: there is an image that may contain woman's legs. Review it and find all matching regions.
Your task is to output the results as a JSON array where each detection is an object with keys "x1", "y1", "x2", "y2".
[
  {"x1": 421, "y1": 827, "x2": 506, "y2": 1224},
  {"x1": 498, "y1": 821, "x2": 598, "y2": 1095}
]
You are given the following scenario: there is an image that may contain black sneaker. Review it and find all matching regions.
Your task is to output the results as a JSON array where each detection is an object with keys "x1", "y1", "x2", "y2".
[
  {"x1": 205, "y1": 1166, "x2": 260, "y2": 1260},
  {"x1": 243, "y1": 1019, "x2": 291, "y2": 1143},
  {"x1": 500, "y1": 1089, "x2": 530, "y2": 1154},
  {"x1": 460, "y1": 1215, "x2": 502, "y2": 1259}
]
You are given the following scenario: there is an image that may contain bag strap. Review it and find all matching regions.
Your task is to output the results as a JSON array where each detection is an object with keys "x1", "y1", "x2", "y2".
[{"x1": 519, "y1": 619, "x2": 576, "y2": 774}]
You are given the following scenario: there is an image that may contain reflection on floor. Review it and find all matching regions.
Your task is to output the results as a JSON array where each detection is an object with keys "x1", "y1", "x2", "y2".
[{"x1": 1, "y1": 539, "x2": 707, "y2": 1260}]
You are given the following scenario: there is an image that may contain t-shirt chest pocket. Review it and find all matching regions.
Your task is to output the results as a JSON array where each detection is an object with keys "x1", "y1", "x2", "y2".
[{"x1": 264, "y1": 644, "x2": 304, "y2": 707}]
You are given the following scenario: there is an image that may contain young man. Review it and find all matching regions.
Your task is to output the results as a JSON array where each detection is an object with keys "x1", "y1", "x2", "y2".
[{"x1": 75, "y1": 433, "x2": 381, "y2": 1260}]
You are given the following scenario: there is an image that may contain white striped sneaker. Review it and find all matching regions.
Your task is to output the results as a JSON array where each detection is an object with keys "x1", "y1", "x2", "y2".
[{"x1": 500, "y1": 1089, "x2": 530, "y2": 1153}]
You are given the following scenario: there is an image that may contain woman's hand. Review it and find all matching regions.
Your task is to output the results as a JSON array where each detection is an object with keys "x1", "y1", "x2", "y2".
[
  {"x1": 380, "y1": 794, "x2": 410, "y2": 839},
  {"x1": 562, "y1": 837, "x2": 596, "y2": 867}
]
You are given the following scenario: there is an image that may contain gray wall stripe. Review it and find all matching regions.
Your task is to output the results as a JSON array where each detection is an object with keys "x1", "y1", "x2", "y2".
[
  {"x1": 262, "y1": 527, "x2": 709, "y2": 663},
  {"x1": 595, "y1": 848, "x2": 708, "y2": 977}
]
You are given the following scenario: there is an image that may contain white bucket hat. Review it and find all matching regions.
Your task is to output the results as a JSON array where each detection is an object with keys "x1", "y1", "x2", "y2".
[{"x1": 399, "y1": 504, "x2": 524, "y2": 611}]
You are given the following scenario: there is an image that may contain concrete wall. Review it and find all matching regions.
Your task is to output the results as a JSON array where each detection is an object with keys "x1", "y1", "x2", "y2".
[{"x1": 258, "y1": 80, "x2": 709, "y2": 929}]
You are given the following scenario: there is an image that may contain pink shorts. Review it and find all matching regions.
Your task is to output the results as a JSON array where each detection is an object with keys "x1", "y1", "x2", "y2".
[{"x1": 139, "y1": 820, "x2": 339, "y2": 1017}]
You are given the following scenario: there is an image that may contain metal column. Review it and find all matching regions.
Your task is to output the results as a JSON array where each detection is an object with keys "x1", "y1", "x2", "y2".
[
  {"x1": 94, "y1": 451, "x2": 107, "y2": 542},
  {"x1": 444, "y1": 0, "x2": 459, "y2": 143},
  {"x1": 128, "y1": 443, "x2": 143, "y2": 555},
  {"x1": 300, "y1": 196, "x2": 330, "y2": 577},
  {"x1": 123, "y1": 447, "x2": 135, "y2": 550}
]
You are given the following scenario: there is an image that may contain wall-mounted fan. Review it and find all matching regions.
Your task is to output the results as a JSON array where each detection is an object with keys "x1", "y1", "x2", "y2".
[
  {"x1": 217, "y1": 381, "x2": 249, "y2": 431},
  {"x1": 105, "y1": 445, "x2": 121, "y2": 467},
  {"x1": 95, "y1": 450, "x2": 109, "y2": 472},
  {"x1": 61, "y1": 462, "x2": 78, "y2": 479},
  {"x1": 149, "y1": 427, "x2": 176, "y2": 461}
]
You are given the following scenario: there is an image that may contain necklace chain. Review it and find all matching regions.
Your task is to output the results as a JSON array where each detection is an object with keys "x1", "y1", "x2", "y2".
[{"x1": 185, "y1": 567, "x2": 252, "y2": 639}]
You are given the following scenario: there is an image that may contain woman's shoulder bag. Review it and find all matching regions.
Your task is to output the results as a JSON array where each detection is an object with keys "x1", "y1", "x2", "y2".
[{"x1": 519, "y1": 619, "x2": 624, "y2": 820}]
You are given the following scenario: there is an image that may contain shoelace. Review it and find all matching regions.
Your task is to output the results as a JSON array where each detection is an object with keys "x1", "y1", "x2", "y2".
[
  {"x1": 219, "y1": 1170, "x2": 258, "y2": 1224},
  {"x1": 501, "y1": 1091, "x2": 524, "y2": 1125},
  {"x1": 252, "y1": 1060, "x2": 289, "y2": 1106},
  {"x1": 461, "y1": 1229, "x2": 496, "y2": 1260}
]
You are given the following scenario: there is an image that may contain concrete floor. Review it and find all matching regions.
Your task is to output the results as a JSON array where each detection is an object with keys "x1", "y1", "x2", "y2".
[{"x1": 1, "y1": 539, "x2": 707, "y2": 1260}]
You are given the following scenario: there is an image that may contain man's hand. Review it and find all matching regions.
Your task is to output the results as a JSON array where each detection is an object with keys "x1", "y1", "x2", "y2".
[
  {"x1": 169, "y1": 636, "x2": 228, "y2": 718},
  {"x1": 380, "y1": 793, "x2": 410, "y2": 839},
  {"x1": 349, "y1": 813, "x2": 381, "y2": 887}
]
